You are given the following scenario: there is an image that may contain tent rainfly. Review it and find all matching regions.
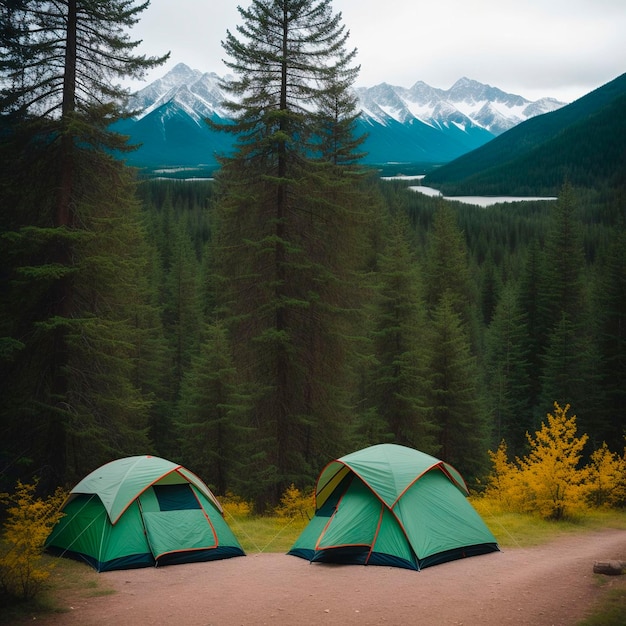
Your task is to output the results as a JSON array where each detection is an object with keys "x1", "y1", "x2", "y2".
[
  {"x1": 288, "y1": 444, "x2": 499, "y2": 570},
  {"x1": 45, "y1": 455, "x2": 245, "y2": 572}
]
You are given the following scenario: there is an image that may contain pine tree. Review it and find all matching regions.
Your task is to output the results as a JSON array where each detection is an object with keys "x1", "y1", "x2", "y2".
[
  {"x1": 163, "y1": 222, "x2": 203, "y2": 401},
  {"x1": 0, "y1": 150, "x2": 156, "y2": 485},
  {"x1": 427, "y1": 292, "x2": 489, "y2": 479},
  {"x1": 536, "y1": 184, "x2": 597, "y2": 423},
  {"x1": 177, "y1": 322, "x2": 250, "y2": 496},
  {"x1": 421, "y1": 201, "x2": 488, "y2": 477},
  {"x1": 594, "y1": 227, "x2": 626, "y2": 449},
  {"x1": 517, "y1": 240, "x2": 545, "y2": 414},
  {"x1": 0, "y1": 1, "x2": 167, "y2": 488},
  {"x1": 538, "y1": 183, "x2": 586, "y2": 333},
  {"x1": 212, "y1": 0, "x2": 369, "y2": 509},
  {"x1": 369, "y1": 214, "x2": 435, "y2": 451},
  {"x1": 424, "y1": 201, "x2": 480, "y2": 348},
  {"x1": 485, "y1": 282, "x2": 532, "y2": 454}
]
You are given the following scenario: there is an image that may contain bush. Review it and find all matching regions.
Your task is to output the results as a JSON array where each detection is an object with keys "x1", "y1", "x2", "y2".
[
  {"x1": 220, "y1": 491, "x2": 253, "y2": 519},
  {"x1": 274, "y1": 484, "x2": 315, "y2": 520},
  {"x1": 517, "y1": 402, "x2": 589, "y2": 519},
  {"x1": 0, "y1": 480, "x2": 66, "y2": 601},
  {"x1": 481, "y1": 403, "x2": 599, "y2": 520},
  {"x1": 585, "y1": 442, "x2": 626, "y2": 508},
  {"x1": 483, "y1": 440, "x2": 527, "y2": 512}
]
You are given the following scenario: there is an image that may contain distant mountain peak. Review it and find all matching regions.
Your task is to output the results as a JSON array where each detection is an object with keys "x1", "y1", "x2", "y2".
[
  {"x1": 355, "y1": 76, "x2": 564, "y2": 134},
  {"x1": 120, "y1": 64, "x2": 568, "y2": 169}
]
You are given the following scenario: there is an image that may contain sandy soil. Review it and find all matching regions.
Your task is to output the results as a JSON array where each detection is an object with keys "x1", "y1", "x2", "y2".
[{"x1": 22, "y1": 528, "x2": 626, "y2": 625}]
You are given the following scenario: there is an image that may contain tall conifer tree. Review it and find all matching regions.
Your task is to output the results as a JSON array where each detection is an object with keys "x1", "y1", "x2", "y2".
[
  {"x1": 212, "y1": 0, "x2": 369, "y2": 508},
  {"x1": 536, "y1": 183, "x2": 594, "y2": 423},
  {"x1": 423, "y1": 202, "x2": 488, "y2": 476},
  {"x1": 427, "y1": 293, "x2": 489, "y2": 479},
  {"x1": 370, "y1": 214, "x2": 435, "y2": 451},
  {"x1": 485, "y1": 282, "x2": 532, "y2": 454},
  {"x1": 0, "y1": 1, "x2": 167, "y2": 488},
  {"x1": 595, "y1": 227, "x2": 626, "y2": 448}
]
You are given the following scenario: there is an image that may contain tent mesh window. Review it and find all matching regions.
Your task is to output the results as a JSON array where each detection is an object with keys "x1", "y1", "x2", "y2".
[{"x1": 153, "y1": 483, "x2": 201, "y2": 511}]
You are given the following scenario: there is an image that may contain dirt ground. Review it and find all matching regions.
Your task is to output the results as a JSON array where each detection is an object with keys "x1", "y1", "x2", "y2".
[{"x1": 21, "y1": 528, "x2": 626, "y2": 625}]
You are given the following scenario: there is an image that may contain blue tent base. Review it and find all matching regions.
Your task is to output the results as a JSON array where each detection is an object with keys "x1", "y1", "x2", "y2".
[
  {"x1": 46, "y1": 546, "x2": 155, "y2": 573},
  {"x1": 157, "y1": 546, "x2": 245, "y2": 567},
  {"x1": 289, "y1": 546, "x2": 417, "y2": 570},
  {"x1": 288, "y1": 542, "x2": 500, "y2": 571},
  {"x1": 47, "y1": 545, "x2": 246, "y2": 572},
  {"x1": 417, "y1": 542, "x2": 500, "y2": 569}
]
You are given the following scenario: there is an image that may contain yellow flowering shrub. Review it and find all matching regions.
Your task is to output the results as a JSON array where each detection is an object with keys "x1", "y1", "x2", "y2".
[
  {"x1": 220, "y1": 491, "x2": 252, "y2": 519},
  {"x1": 517, "y1": 403, "x2": 589, "y2": 520},
  {"x1": 482, "y1": 440, "x2": 526, "y2": 513},
  {"x1": 480, "y1": 403, "x2": 614, "y2": 520},
  {"x1": 274, "y1": 483, "x2": 315, "y2": 520},
  {"x1": 584, "y1": 442, "x2": 626, "y2": 508},
  {"x1": 0, "y1": 480, "x2": 66, "y2": 601}
]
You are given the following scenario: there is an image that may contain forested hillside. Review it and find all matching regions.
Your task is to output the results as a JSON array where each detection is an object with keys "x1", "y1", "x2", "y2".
[
  {"x1": 1, "y1": 1, "x2": 624, "y2": 512},
  {"x1": 423, "y1": 72, "x2": 626, "y2": 196},
  {"x1": 127, "y1": 176, "x2": 626, "y2": 494}
]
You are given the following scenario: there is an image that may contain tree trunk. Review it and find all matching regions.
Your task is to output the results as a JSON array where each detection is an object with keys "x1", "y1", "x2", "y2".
[{"x1": 593, "y1": 560, "x2": 625, "y2": 575}]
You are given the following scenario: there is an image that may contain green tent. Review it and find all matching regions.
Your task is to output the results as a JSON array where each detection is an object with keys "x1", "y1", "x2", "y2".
[
  {"x1": 45, "y1": 455, "x2": 245, "y2": 572},
  {"x1": 288, "y1": 444, "x2": 499, "y2": 570}
]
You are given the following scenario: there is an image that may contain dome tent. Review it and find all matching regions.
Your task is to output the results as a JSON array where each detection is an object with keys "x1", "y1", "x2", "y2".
[
  {"x1": 46, "y1": 455, "x2": 245, "y2": 572},
  {"x1": 288, "y1": 444, "x2": 499, "y2": 570}
]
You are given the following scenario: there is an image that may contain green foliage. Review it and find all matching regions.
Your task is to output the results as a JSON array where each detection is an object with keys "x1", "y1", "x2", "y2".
[
  {"x1": 0, "y1": 2, "x2": 167, "y2": 489},
  {"x1": 422, "y1": 75, "x2": 626, "y2": 196},
  {"x1": 211, "y1": 0, "x2": 374, "y2": 510},
  {"x1": 427, "y1": 291, "x2": 489, "y2": 478},
  {"x1": 484, "y1": 283, "x2": 532, "y2": 453},
  {"x1": 0, "y1": 0, "x2": 167, "y2": 120},
  {"x1": 368, "y1": 214, "x2": 435, "y2": 450},
  {"x1": 0, "y1": 481, "x2": 66, "y2": 601},
  {"x1": 177, "y1": 322, "x2": 251, "y2": 495}
]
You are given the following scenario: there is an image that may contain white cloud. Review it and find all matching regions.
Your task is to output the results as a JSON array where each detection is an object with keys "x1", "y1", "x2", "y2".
[{"x1": 130, "y1": 0, "x2": 626, "y2": 103}]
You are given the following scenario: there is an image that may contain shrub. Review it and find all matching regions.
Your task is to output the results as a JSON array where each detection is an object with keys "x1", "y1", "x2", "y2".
[
  {"x1": 481, "y1": 403, "x2": 592, "y2": 520},
  {"x1": 274, "y1": 484, "x2": 315, "y2": 520},
  {"x1": 220, "y1": 491, "x2": 252, "y2": 519},
  {"x1": 0, "y1": 480, "x2": 66, "y2": 601},
  {"x1": 483, "y1": 440, "x2": 526, "y2": 513},
  {"x1": 517, "y1": 402, "x2": 589, "y2": 520},
  {"x1": 585, "y1": 442, "x2": 626, "y2": 509}
]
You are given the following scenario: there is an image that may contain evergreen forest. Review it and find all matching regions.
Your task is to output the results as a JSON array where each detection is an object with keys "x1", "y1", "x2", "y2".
[{"x1": 1, "y1": 0, "x2": 625, "y2": 512}]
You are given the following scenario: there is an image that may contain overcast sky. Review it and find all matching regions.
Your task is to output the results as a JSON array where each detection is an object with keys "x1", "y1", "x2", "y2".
[{"x1": 129, "y1": 0, "x2": 626, "y2": 103}]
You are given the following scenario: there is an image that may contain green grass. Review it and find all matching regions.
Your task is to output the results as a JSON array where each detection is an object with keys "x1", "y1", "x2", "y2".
[
  {"x1": 0, "y1": 556, "x2": 114, "y2": 624},
  {"x1": 230, "y1": 509, "x2": 626, "y2": 554},
  {"x1": 578, "y1": 575, "x2": 626, "y2": 625},
  {"x1": 224, "y1": 513, "x2": 310, "y2": 554},
  {"x1": 474, "y1": 504, "x2": 626, "y2": 548}
]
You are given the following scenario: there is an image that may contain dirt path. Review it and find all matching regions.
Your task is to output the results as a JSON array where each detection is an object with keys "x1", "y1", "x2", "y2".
[{"x1": 24, "y1": 528, "x2": 626, "y2": 625}]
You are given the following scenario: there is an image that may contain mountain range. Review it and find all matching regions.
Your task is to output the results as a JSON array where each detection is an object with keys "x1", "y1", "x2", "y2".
[{"x1": 115, "y1": 62, "x2": 565, "y2": 170}]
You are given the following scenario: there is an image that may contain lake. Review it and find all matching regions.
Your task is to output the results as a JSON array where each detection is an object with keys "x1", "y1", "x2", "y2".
[{"x1": 381, "y1": 176, "x2": 557, "y2": 207}]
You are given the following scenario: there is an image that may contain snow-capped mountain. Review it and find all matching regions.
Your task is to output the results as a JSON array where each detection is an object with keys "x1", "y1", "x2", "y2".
[
  {"x1": 356, "y1": 76, "x2": 564, "y2": 135},
  {"x1": 118, "y1": 62, "x2": 566, "y2": 169},
  {"x1": 128, "y1": 64, "x2": 231, "y2": 122}
]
